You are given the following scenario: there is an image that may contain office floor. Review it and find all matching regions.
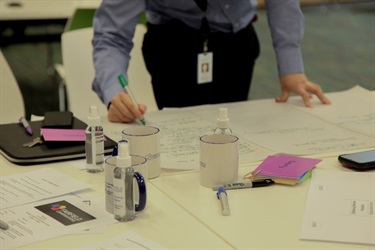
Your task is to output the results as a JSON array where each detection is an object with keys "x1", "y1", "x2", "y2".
[{"x1": 1, "y1": 1, "x2": 374, "y2": 119}]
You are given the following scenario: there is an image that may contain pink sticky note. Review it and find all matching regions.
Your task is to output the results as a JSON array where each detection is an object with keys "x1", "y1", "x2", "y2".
[
  {"x1": 252, "y1": 155, "x2": 321, "y2": 179},
  {"x1": 41, "y1": 128, "x2": 86, "y2": 141}
]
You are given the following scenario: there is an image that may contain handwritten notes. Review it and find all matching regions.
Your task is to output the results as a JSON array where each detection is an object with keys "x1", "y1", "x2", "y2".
[
  {"x1": 101, "y1": 86, "x2": 373, "y2": 171},
  {"x1": 289, "y1": 85, "x2": 374, "y2": 137},
  {"x1": 146, "y1": 110, "x2": 273, "y2": 169},
  {"x1": 190, "y1": 94, "x2": 373, "y2": 155}
]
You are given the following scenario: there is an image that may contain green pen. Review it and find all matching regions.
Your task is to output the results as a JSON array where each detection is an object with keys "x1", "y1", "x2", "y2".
[{"x1": 118, "y1": 74, "x2": 146, "y2": 125}]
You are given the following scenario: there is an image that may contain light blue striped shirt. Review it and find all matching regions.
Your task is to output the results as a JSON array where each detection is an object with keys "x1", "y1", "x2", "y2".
[{"x1": 92, "y1": 0, "x2": 304, "y2": 107}]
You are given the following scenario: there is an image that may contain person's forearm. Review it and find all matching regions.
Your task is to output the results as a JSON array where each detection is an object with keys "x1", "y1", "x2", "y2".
[
  {"x1": 92, "y1": 0, "x2": 145, "y2": 107},
  {"x1": 265, "y1": 0, "x2": 305, "y2": 77}
]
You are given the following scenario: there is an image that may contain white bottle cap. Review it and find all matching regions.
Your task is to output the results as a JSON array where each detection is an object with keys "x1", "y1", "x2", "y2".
[
  {"x1": 116, "y1": 141, "x2": 131, "y2": 169},
  {"x1": 217, "y1": 107, "x2": 230, "y2": 129},
  {"x1": 88, "y1": 105, "x2": 100, "y2": 126}
]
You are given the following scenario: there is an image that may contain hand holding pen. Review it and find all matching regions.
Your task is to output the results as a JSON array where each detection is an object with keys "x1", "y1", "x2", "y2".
[
  {"x1": 107, "y1": 74, "x2": 147, "y2": 124},
  {"x1": 117, "y1": 74, "x2": 146, "y2": 125}
]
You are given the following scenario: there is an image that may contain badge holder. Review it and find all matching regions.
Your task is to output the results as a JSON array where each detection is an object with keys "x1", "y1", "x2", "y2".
[{"x1": 196, "y1": 0, "x2": 213, "y2": 84}]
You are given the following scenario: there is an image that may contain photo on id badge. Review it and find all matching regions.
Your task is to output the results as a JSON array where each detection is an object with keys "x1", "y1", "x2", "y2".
[{"x1": 198, "y1": 52, "x2": 213, "y2": 84}]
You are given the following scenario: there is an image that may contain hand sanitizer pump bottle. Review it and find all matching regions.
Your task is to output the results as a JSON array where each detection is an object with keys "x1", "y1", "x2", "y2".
[
  {"x1": 85, "y1": 105, "x2": 104, "y2": 173},
  {"x1": 113, "y1": 141, "x2": 135, "y2": 222},
  {"x1": 214, "y1": 107, "x2": 232, "y2": 135}
]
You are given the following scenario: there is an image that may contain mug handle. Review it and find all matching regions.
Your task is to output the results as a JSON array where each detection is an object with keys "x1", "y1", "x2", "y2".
[{"x1": 134, "y1": 172, "x2": 147, "y2": 212}]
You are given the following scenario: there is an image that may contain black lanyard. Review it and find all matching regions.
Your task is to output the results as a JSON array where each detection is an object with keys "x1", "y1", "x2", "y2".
[{"x1": 194, "y1": 0, "x2": 210, "y2": 52}]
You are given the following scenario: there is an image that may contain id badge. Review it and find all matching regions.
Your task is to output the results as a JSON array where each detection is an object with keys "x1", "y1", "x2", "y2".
[{"x1": 197, "y1": 52, "x2": 213, "y2": 84}]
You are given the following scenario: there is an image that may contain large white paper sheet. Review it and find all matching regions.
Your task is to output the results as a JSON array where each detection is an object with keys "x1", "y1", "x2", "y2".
[
  {"x1": 146, "y1": 109, "x2": 274, "y2": 169},
  {"x1": 300, "y1": 169, "x2": 375, "y2": 245},
  {"x1": 77, "y1": 231, "x2": 166, "y2": 249},
  {"x1": 102, "y1": 85, "x2": 374, "y2": 170},
  {"x1": 190, "y1": 99, "x2": 374, "y2": 155},
  {"x1": 288, "y1": 85, "x2": 374, "y2": 138},
  {"x1": 0, "y1": 168, "x2": 91, "y2": 209}
]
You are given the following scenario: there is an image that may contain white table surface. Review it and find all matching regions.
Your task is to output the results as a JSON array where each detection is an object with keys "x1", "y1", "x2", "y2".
[
  {"x1": 0, "y1": 156, "x2": 232, "y2": 249},
  {"x1": 150, "y1": 155, "x2": 375, "y2": 249},
  {"x1": 1, "y1": 87, "x2": 374, "y2": 249}
]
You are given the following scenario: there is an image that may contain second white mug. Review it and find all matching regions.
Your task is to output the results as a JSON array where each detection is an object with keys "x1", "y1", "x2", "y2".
[
  {"x1": 122, "y1": 125, "x2": 161, "y2": 179},
  {"x1": 199, "y1": 134, "x2": 239, "y2": 188}
]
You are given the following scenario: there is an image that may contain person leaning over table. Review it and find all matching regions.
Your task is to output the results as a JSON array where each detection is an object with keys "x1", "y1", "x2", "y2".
[{"x1": 92, "y1": 0, "x2": 331, "y2": 123}]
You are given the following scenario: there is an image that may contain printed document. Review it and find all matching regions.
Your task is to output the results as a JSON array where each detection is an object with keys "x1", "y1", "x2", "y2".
[
  {"x1": 300, "y1": 169, "x2": 375, "y2": 245},
  {"x1": 0, "y1": 168, "x2": 91, "y2": 209},
  {"x1": 0, "y1": 195, "x2": 117, "y2": 249}
]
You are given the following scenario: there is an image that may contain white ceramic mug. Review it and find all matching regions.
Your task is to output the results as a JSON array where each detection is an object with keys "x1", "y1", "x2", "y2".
[
  {"x1": 122, "y1": 125, "x2": 161, "y2": 179},
  {"x1": 199, "y1": 134, "x2": 239, "y2": 188},
  {"x1": 105, "y1": 155, "x2": 148, "y2": 214}
]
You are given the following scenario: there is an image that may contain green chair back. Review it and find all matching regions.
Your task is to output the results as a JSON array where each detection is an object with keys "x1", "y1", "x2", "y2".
[
  {"x1": 64, "y1": 8, "x2": 97, "y2": 32},
  {"x1": 65, "y1": 9, "x2": 147, "y2": 32}
]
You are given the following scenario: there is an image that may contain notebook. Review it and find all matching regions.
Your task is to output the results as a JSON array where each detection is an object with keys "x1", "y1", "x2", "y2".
[{"x1": 0, "y1": 117, "x2": 116, "y2": 164}]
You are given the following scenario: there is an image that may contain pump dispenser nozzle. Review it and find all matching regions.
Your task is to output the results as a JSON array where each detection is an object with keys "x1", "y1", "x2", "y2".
[
  {"x1": 217, "y1": 108, "x2": 229, "y2": 128},
  {"x1": 88, "y1": 105, "x2": 100, "y2": 126},
  {"x1": 214, "y1": 107, "x2": 232, "y2": 135},
  {"x1": 116, "y1": 141, "x2": 131, "y2": 168}
]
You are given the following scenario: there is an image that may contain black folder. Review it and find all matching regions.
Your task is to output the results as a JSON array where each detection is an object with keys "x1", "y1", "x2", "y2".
[{"x1": 0, "y1": 117, "x2": 116, "y2": 165}]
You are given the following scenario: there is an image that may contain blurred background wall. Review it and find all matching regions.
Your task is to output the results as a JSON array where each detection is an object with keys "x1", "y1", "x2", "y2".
[{"x1": 1, "y1": 0, "x2": 374, "y2": 119}]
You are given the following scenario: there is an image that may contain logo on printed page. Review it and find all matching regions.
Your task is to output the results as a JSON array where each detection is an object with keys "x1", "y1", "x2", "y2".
[{"x1": 35, "y1": 200, "x2": 96, "y2": 226}]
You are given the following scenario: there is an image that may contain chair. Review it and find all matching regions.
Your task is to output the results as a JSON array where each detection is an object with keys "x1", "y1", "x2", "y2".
[
  {"x1": 64, "y1": 8, "x2": 97, "y2": 32},
  {"x1": 125, "y1": 24, "x2": 158, "y2": 111},
  {"x1": 61, "y1": 27, "x2": 104, "y2": 120},
  {"x1": 64, "y1": 8, "x2": 147, "y2": 31},
  {"x1": 0, "y1": 49, "x2": 25, "y2": 124},
  {"x1": 61, "y1": 24, "x2": 157, "y2": 121}
]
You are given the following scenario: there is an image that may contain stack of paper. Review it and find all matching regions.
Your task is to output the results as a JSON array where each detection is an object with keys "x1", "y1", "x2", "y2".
[
  {"x1": 245, "y1": 155, "x2": 321, "y2": 185},
  {"x1": 0, "y1": 168, "x2": 118, "y2": 249},
  {"x1": 300, "y1": 169, "x2": 375, "y2": 245}
]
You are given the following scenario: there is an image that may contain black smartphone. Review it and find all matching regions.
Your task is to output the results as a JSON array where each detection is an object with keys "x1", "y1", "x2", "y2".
[{"x1": 338, "y1": 149, "x2": 375, "y2": 171}]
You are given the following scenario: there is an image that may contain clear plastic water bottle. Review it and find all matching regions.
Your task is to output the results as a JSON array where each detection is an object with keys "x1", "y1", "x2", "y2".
[
  {"x1": 113, "y1": 141, "x2": 135, "y2": 222},
  {"x1": 85, "y1": 105, "x2": 104, "y2": 173}
]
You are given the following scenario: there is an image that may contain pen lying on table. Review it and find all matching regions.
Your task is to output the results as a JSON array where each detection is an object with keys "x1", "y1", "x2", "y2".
[
  {"x1": 19, "y1": 116, "x2": 32, "y2": 135},
  {"x1": 217, "y1": 186, "x2": 230, "y2": 216},
  {"x1": 212, "y1": 179, "x2": 274, "y2": 191}
]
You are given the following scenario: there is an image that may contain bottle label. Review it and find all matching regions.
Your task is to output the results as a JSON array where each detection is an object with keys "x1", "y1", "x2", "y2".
[
  {"x1": 95, "y1": 134, "x2": 104, "y2": 164},
  {"x1": 113, "y1": 177, "x2": 126, "y2": 217},
  {"x1": 85, "y1": 126, "x2": 104, "y2": 167}
]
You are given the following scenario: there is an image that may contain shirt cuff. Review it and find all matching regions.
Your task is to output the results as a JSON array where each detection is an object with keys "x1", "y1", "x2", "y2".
[
  {"x1": 93, "y1": 76, "x2": 124, "y2": 108},
  {"x1": 276, "y1": 47, "x2": 305, "y2": 77}
]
